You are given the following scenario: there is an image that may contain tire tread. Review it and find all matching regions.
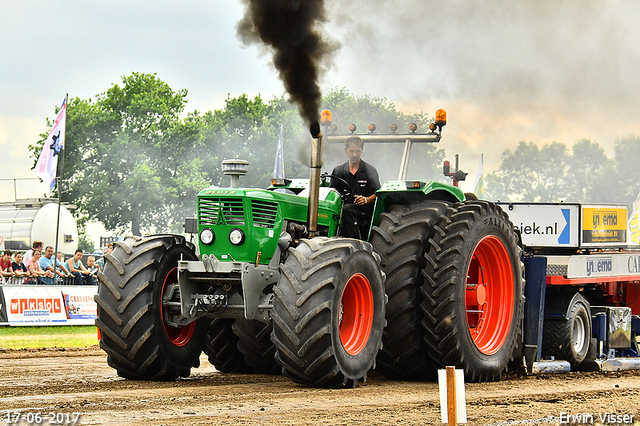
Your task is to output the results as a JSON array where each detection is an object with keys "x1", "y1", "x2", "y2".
[
  {"x1": 271, "y1": 237, "x2": 385, "y2": 388},
  {"x1": 370, "y1": 201, "x2": 450, "y2": 381},
  {"x1": 421, "y1": 200, "x2": 524, "y2": 382},
  {"x1": 96, "y1": 235, "x2": 203, "y2": 381}
]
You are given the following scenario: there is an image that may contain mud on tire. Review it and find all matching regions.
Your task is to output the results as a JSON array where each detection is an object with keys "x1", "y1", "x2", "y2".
[
  {"x1": 421, "y1": 201, "x2": 524, "y2": 382},
  {"x1": 95, "y1": 235, "x2": 207, "y2": 380},
  {"x1": 370, "y1": 200, "x2": 450, "y2": 380},
  {"x1": 271, "y1": 237, "x2": 386, "y2": 388}
]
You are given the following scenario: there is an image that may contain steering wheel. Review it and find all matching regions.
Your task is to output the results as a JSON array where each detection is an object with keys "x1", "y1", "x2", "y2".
[{"x1": 321, "y1": 172, "x2": 351, "y2": 202}]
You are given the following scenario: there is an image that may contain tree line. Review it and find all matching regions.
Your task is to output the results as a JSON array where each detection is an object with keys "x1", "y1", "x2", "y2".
[
  {"x1": 30, "y1": 72, "x2": 640, "y2": 238},
  {"x1": 30, "y1": 73, "x2": 443, "y2": 236},
  {"x1": 485, "y1": 138, "x2": 640, "y2": 207}
]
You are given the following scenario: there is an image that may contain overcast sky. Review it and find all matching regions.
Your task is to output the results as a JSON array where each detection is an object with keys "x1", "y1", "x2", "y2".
[{"x1": 2, "y1": 0, "x2": 640, "y2": 204}]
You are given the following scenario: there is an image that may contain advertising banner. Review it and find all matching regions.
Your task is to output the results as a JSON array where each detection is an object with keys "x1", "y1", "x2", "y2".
[
  {"x1": 567, "y1": 253, "x2": 640, "y2": 279},
  {"x1": 496, "y1": 203, "x2": 579, "y2": 248},
  {"x1": 581, "y1": 205, "x2": 627, "y2": 246},
  {"x1": 62, "y1": 286, "x2": 98, "y2": 324},
  {"x1": 0, "y1": 287, "x2": 8, "y2": 322},
  {"x1": 628, "y1": 190, "x2": 640, "y2": 246},
  {"x1": 4, "y1": 286, "x2": 66, "y2": 325},
  {"x1": 2, "y1": 285, "x2": 97, "y2": 326}
]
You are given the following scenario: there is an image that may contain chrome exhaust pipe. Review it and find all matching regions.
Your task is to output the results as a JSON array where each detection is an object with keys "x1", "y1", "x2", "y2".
[{"x1": 308, "y1": 122, "x2": 322, "y2": 236}]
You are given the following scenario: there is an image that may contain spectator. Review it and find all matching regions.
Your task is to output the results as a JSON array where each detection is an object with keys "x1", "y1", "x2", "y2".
[
  {"x1": 40, "y1": 246, "x2": 71, "y2": 285},
  {"x1": 0, "y1": 249, "x2": 15, "y2": 282},
  {"x1": 95, "y1": 242, "x2": 113, "y2": 271},
  {"x1": 94, "y1": 249, "x2": 105, "y2": 270},
  {"x1": 87, "y1": 256, "x2": 101, "y2": 276},
  {"x1": 25, "y1": 249, "x2": 53, "y2": 284},
  {"x1": 55, "y1": 252, "x2": 66, "y2": 276},
  {"x1": 23, "y1": 240, "x2": 44, "y2": 264},
  {"x1": 66, "y1": 249, "x2": 94, "y2": 285},
  {"x1": 11, "y1": 252, "x2": 29, "y2": 284}
]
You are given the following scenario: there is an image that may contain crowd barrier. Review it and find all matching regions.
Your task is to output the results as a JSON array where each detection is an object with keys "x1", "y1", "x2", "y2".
[
  {"x1": 2, "y1": 276, "x2": 96, "y2": 286},
  {"x1": 0, "y1": 284, "x2": 98, "y2": 326}
]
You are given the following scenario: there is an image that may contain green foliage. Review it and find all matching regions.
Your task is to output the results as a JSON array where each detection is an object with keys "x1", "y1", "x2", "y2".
[
  {"x1": 32, "y1": 73, "x2": 639, "y2": 235},
  {"x1": 486, "y1": 141, "x2": 569, "y2": 202},
  {"x1": 32, "y1": 79, "x2": 449, "y2": 236},
  {"x1": 486, "y1": 137, "x2": 640, "y2": 208},
  {"x1": 321, "y1": 88, "x2": 446, "y2": 183},
  {"x1": 78, "y1": 233, "x2": 95, "y2": 253},
  {"x1": 613, "y1": 136, "x2": 640, "y2": 205},
  {"x1": 566, "y1": 139, "x2": 615, "y2": 203},
  {"x1": 31, "y1": 73, "x2": 205, "y2": 235},
  {"x1": 199, "y1": 94, "x2": 307, "y2": 189}
]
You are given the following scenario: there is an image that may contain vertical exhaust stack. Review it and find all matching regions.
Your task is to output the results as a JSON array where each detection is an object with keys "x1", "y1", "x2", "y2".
[
  {"x1": 238, "y1": 1, "x2": 336, "y2": 235},
  {"x1": 308, "y1": 122, "x2": 322, "y2": 235}
]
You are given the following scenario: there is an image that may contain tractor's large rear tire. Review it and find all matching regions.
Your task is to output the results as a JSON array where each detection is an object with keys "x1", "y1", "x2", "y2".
[
  {"x1": 421, "y1": 201, "x2": 524, "y2": 382},
  {"x1": 370, "y1": 201, "x2": 450, "y2": 380},
  {"x1": 271, "y1": 237, "x2": 386, "y2": 388},
  {"x1": 543, "y1": 293, "x2": 592, "y2": 369},
  {"x1": 233, "y1": 319, "x2": 281, "y2": 374},
  {"x1": 95, "y1": 235, "x2": 207, "y2": 380},
  {"x1": 205, "y1": 318, "x2": 251, "y2": 373},
  {"x1": 205, "y1": 318, "x2": 279, "y2": 374}
]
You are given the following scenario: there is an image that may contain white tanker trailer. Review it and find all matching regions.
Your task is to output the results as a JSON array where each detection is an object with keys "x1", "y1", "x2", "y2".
[{"x1": 0, "y1": 199, "x2": 78, "y2": 253}]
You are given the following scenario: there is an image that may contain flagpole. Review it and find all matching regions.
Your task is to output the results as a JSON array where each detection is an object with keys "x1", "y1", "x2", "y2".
[{"x1": 54, "y1": 94, "x2": 68, "y2": 261}]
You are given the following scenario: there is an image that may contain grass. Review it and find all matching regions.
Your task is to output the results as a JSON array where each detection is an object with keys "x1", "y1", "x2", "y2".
[{"x1": 0, "y1": 325, "x2": 99, "y2": 349}]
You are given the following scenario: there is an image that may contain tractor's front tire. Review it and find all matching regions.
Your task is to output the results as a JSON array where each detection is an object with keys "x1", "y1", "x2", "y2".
[
  {"x1": 421, "y1": 201, "x2": 524, "y2": 382},
  {"x1": 271, "y1": 237, "x2": 386, "y2": 388},
  {"x1": 95, "y1": 235, "x2": 207, "y2": 380}
]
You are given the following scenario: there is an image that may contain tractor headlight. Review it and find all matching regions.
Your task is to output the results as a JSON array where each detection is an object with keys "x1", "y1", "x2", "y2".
[
  {"x1": 229, "y1": 228, "x2": 245, "y2": 246},
  {"x1": 200, "y1": 228, "x2": 215, "y2": 245}
]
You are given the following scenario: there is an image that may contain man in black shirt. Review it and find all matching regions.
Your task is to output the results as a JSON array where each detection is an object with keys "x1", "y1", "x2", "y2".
[{"x1": 330, "y1": 136, "x2": 381, "y2": 239}]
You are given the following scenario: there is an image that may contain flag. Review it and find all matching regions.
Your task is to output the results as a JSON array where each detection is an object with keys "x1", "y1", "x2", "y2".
[
  {"x1": 34, "y1": 97, "x2": 67, "y2": 189},
  {"x1": 628, "y1": 189, "x2": 640, "y2": 245},
  {"x1": 273, "y1": 125, "x2": 285, "y2": 179},
  {"x1": 472, "y1": 154, "x2": 485, "y2": 198}
]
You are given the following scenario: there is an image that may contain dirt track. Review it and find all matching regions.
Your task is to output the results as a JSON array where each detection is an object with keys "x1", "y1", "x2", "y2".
[{"x1": 2, "y1": 347, "x2": 640, "y2": 425}]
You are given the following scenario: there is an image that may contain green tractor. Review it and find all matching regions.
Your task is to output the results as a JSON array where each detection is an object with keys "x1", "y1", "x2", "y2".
[{"x1": 96, "y1": 110, "x2": 523, "y2": 387}]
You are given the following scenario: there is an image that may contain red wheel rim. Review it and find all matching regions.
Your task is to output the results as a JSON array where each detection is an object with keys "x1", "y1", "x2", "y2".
[
  {"x1": 339, "y1": 273, "x2": 374, "y2": 356},
  {"x1": 465, "y1": 235, "x2": 515, "y2": 355},
  {"x1": 161, "y1": 267, "x2": 196, "y2": 347}
]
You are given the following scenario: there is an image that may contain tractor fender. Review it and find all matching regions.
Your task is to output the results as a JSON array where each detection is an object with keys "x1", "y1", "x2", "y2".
[
  {"x1": 373, "y1": 181, "x2": 464, "y2": 226},
  {"x1": 544, "y1": 289, "x2": 591, "y2": 320}
]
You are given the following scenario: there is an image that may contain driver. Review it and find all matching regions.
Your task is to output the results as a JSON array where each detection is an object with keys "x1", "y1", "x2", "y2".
[{"x1": 329, "y1": 136, "x2": 381, "y2": 239}]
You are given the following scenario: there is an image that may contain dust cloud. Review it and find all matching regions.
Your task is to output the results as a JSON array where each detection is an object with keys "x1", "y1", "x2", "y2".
[{"x1": 321, "y1": 0, "x2": 640, "y2": 184}]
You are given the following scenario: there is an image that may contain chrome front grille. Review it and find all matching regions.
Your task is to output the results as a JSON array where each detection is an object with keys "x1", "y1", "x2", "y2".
[
  {"x1": 251, "y1": 200, "x2": 278, "y2": 228},
  {"x1": 199, "y1": 198, "x2": 245, "y2": 226}
]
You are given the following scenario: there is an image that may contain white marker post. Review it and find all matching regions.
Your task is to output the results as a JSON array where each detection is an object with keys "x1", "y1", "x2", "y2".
[{"x1": 438, "y1": 366, "x2": 467, "y2": 425}]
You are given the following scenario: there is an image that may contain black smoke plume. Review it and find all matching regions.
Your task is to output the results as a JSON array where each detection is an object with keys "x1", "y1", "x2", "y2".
[{"x1": 237, "y1": 0, "x2": 335, "y2": 126}]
